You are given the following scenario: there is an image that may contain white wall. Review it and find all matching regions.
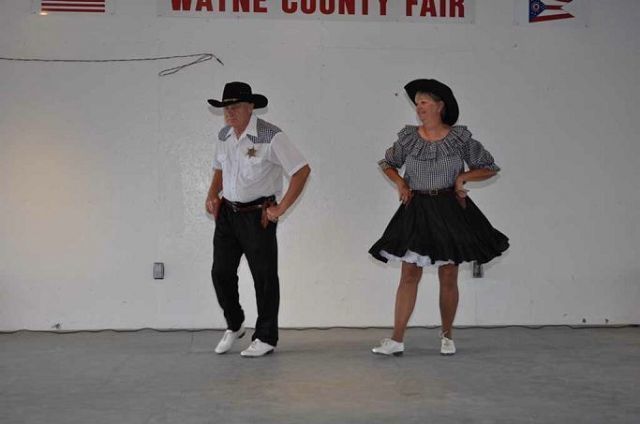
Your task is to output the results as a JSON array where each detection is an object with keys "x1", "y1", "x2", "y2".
[{"x1": 1, "y1": 0, "x2": 638, "y2": 330}]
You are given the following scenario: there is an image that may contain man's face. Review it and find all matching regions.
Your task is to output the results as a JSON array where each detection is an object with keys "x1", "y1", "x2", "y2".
[{"x1": 223, "y1": 102, "x2": 253, "y2": 131}]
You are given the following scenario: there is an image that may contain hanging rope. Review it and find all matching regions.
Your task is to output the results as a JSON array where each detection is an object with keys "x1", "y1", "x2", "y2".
[{"x1": 0, "y1": 52, "x2": 223, "y2": 76}]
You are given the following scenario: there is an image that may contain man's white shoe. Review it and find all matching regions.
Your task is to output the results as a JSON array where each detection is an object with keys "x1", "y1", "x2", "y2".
[
  {"x1": 440, "y1": 334, "x2": 456, "y2": 356},
  {"x1": 214, "y1": 325, "x2": 245, "y2": 354},
  {"x1": 240, "y1": 339, "x2": 275, "y2": 357},
  {"x1": 372, "y1": 338, "x2": 404, "y2": 356}
]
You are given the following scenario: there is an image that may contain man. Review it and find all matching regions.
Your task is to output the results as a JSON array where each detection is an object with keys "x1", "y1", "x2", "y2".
[{"x1": 205, "y1": 81, "x2": 310, "y2": 357}]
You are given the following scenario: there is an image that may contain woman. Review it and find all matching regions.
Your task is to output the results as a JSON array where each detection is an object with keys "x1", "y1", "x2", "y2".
[{"x1": 369, "y1": 79, "x2": 509, "y2": 356}]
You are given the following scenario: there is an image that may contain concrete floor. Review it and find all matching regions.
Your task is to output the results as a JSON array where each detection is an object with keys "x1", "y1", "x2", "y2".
[{"x1": 1, "y1": 327, "x2": 638, "y2": 424}]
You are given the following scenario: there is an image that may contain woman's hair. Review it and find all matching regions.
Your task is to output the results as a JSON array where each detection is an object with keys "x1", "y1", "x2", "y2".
[{"x1": 415, "y1": 91, "x2": 447, "y2": 122}]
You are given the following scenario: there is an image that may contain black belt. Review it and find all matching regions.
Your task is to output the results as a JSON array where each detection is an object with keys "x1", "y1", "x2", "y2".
[
  {"x1": 413, "y1": 188, "x2": 454, "y2": 196},
  {"x1": 223, "y1": 196, "x2": 275, "y2": 213}
]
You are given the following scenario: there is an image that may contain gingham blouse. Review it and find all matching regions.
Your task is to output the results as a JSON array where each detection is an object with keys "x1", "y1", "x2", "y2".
[{"x1": 378, "y1": 125, "x2": 500, "y2": 191}]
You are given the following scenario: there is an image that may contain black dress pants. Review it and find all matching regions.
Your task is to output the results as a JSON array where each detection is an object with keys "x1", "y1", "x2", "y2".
[{"x1": 211, "y1": 200, "x2": 279, "y2": 346}]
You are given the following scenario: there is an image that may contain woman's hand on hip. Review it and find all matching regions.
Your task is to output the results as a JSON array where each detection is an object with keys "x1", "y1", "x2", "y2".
[
  {"x1": 454, "y1": 176, "x2": 468, "y2": 198},
  {"x1": 396, "y1": 180, "x2": 413, "y2": 205}
]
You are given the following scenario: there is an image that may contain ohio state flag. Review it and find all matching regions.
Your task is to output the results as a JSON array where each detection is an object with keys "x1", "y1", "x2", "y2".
[{"x1": 514, "y1": 0, "x2": 589, "y2": 26}]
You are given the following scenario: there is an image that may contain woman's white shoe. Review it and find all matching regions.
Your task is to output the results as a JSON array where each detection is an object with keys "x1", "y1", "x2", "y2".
[
  {"x1": 372, "y1": 338, "x2": 404, "y2": 356},
  {"x1": 440, "y1": 334, "x2": 456, "y2": 356}
]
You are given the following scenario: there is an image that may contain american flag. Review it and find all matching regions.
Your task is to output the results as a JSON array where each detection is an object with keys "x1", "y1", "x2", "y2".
[
  {"x1": 39, "y1": 0, "x2": 108, "y2": 14},
  {"x1": 529, "y1": 0, "x2": 574, "y2": 23}
]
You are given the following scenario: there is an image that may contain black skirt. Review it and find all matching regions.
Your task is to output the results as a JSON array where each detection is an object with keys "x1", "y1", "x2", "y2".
[{"x1": 369, "y1": 192, "x2": 509, "y2": 266}]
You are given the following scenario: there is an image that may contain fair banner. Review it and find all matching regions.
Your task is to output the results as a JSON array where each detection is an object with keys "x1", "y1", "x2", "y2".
[{"x1": 158, "y1": 0, "x2": 475, "y2": 23}]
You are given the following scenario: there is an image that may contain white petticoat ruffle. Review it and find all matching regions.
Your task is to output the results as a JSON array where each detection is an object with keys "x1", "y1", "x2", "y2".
[{"x1": 380, "y1": 250, "x2": 455, "y2": 267}]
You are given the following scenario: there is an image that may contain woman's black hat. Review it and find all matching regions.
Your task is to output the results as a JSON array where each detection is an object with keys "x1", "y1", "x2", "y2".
[{"x1": 404, "y1": 79, "x2": 459, "y2": 125}]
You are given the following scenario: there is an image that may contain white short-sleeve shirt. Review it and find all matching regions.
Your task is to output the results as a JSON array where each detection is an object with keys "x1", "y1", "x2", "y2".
[{"x1": 212, "y1": 114, "x2": 307, "y2": 203}]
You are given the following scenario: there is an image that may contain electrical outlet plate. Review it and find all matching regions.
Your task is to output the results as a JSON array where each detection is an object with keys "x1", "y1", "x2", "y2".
[
  {"x1": 153, "y1": 262, "x2": 164, "y2": 279},
  {"x1": 472, "y1": 261, "x2": 483, "y2": 278}
]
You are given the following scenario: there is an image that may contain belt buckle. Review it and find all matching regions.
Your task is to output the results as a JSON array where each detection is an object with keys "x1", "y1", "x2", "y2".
[{"x1": 428, "y1": 189, "x2": 439, "y2": 196}]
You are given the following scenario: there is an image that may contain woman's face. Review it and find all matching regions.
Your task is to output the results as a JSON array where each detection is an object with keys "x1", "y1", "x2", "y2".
[{"x1": 414, "y1": 92, "x2": 444, "y2": 124}]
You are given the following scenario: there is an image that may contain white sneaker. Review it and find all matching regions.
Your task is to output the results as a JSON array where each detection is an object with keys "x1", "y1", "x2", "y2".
[
  {"x1": 440, "y1": 334, "x2": 456, "y2": 356},
  {"x1": 214, "y1": 325, "x2": 245, "y2": 354},
  {"x1": 372, "y1": 338, "x2": 404, "y2": 356},
  {"x1": 240, "y1": 339, "x2": 275, "y2": 357}
]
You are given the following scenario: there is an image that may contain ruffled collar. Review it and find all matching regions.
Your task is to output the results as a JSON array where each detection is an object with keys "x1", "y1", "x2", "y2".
[{"x1": 396, "y1": 125, "x2": 471, "y2": 160}]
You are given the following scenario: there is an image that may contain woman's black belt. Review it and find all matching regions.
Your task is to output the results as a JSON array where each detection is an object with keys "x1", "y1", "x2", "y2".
[{"x1": 412, "y1": 188, "x2": 455, "y2": 196}]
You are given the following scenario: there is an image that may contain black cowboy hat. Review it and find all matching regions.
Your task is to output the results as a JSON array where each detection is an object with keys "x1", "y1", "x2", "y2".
[
  {"x1": 207, "y1": 81, "x2": 268, "y2": 109},
  {"x1": 404, "y1": 79, "x2": 459, "y2": 126}
]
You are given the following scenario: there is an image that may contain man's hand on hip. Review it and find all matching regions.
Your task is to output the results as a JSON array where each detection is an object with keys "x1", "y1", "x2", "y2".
[{"x1": 206, "y1": 196, "x2": 222, "y2": 220}]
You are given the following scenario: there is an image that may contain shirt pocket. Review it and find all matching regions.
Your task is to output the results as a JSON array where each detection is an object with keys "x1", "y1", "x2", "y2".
[{"x1": 241, "y1": 149, "x2": 267, "y2": 180}]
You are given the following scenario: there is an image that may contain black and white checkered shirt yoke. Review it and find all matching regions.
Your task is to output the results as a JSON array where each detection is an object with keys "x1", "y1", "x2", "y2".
[{"x1": 378, "y1": 125, "x2": 500, "y2": 191}]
